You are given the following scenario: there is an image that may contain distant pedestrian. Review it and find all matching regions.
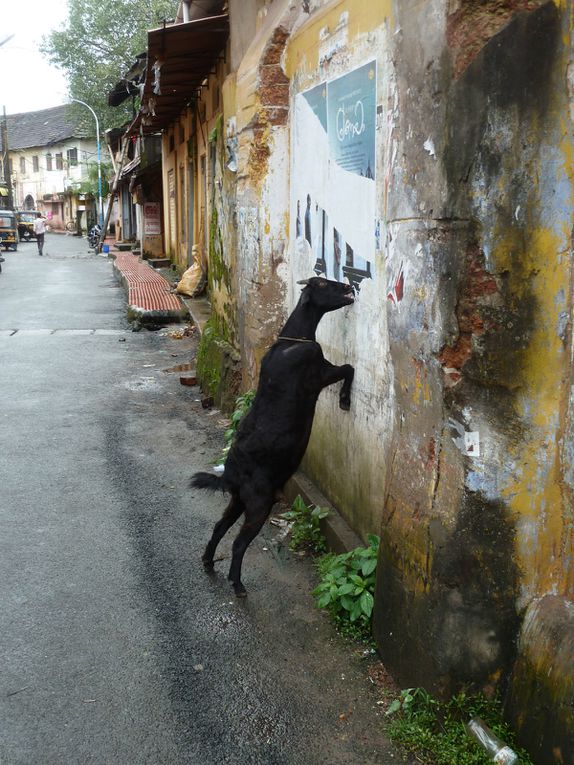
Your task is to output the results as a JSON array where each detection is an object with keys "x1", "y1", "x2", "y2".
[{"x1": 33, "y1": 214, "x2": 47, "y2": 256}]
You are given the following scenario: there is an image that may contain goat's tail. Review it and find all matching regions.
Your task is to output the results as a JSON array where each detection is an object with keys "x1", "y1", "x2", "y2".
[{"x1": 190, "y1": 471, "x2": 225, "y2": 492}]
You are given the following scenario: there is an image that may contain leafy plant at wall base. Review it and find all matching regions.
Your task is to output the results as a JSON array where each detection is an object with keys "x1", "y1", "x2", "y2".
[
  {"x1": 219, "y1": 390, "x2": 255, "y2": 462},
  {"x1": 281, "y1": 495, "x2": 329, "y2": 554},
  {"x1": 385, "y1": 688, "x2": 534, "y2": 765},
  {"x1": 312, "y1": 534, "x2": 379, "y2": 642}
]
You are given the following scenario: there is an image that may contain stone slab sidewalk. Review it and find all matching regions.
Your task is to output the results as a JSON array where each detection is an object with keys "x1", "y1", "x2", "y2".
[{"x1": 112, "y1": 251, "x2": 188, "y2": 325}]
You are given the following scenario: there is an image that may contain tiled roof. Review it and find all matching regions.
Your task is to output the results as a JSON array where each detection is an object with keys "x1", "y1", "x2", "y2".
[{"x1": 0, "y1": 104, "x2": 91, "y2": 151}]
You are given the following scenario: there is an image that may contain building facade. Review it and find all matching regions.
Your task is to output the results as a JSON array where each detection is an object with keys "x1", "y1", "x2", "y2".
[{"x1": 0, "y1": 105, "x2": 98, "y2": 231}]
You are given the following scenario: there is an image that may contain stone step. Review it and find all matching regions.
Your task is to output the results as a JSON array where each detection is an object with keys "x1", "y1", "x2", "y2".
[
  {"x1": 114, "y1": 242, "x2": 136, "y2": 252},
  {"x1": 147, "y1": 258, "x2": 172, "y2": 269}
]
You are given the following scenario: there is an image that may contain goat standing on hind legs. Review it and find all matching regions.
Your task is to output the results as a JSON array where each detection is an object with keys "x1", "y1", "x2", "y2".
[{"x1": 191, "y1": 276, "x2": 355, "y2": 597}]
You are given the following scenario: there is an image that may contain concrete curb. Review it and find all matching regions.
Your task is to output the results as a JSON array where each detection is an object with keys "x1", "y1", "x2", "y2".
[
  {"x1": 283, "y1": 472, "x2": 364, "y2": 554},
  {"x1": 126, "y1": 303, "x2": 189, "y2": 325},
  {"x1": 180, "y1": 294, "x2": 212, "y2": 333}
]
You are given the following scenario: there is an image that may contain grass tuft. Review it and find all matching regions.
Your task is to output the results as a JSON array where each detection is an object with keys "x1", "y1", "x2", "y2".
[{"x1": 385, "y1": 688, "x2": 533, "y2": 765}]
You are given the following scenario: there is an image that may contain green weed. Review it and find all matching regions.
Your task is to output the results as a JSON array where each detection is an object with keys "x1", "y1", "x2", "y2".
[
  {"x1": 386, "y1": 688, "x2": 534, "y2": 765},
  {"x1": 312, "y1": 534, "x2": 380, "y2": 642},
  {"x1": 281, "y1": 495, "x2": 329, "y2": 554},
  {"x1": 219, "y1": 390, "x2": 255, "y2": 462}
]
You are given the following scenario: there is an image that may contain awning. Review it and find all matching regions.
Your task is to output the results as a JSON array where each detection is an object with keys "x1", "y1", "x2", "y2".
[
  {"x1": 108, "y1": 53, "x2": 147, "y2": 107},
  {"x1": 135, "y1": 13, "x2": 229, "y2": 134}
]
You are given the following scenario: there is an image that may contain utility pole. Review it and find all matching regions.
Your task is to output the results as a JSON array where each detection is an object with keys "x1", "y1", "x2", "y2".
[{"x1": 1, "y1": 106, "x2": 14, "y2": 210}]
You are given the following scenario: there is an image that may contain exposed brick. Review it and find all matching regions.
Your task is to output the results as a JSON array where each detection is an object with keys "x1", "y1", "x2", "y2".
[
  {"x1": 438, "y1": 244, "x2": 499, "y2": 381},
  {"x1": 179, "y1": 374, "x2": 198, "y2": 386},
  {"x1": 265, "y1": 106, "x2": 289, "y2": 126},
  {"x1": 259, "y1": 83, "x2": 290, "y2": 108},
  {"x1": 261, "y1": 27, "x2": 289, "y2": 66},
  {"x1": 243, "y1": 24, "x2": 291, "y2": 182},
  {"x1": 260, "y1": 65, "x2": 289, "y2": 87},
  {"x1": 447, "y1": 0, "x2": 547, "y2": 78}
]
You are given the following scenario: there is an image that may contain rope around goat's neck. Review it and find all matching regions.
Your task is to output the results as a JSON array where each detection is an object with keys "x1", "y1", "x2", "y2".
[{"x1": 277, "y1": 336, "x2": 317, "y2": 343}]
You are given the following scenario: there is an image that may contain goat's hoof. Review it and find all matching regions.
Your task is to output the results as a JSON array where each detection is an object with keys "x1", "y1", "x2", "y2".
[
  {"x1": 339, "y1": 397, "x2": 351, "y2": 411},
  {"x1": 232, "y1": 582, "x2": 247, "y2": 598},
  {"x1": 202, "y1": 557, "x2": 215, "y2": 571}
]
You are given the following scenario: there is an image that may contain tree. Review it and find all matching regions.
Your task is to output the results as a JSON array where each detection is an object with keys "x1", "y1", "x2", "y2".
[
  {"x1": 72, "y1": 160, "x2": 113, "y2": 198},
  {"x1": 41, "y1": 0, "x2": 175, "y2": 132}
]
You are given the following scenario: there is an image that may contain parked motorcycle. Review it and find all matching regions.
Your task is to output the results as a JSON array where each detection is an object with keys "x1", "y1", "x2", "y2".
[{"x1": 87, "y1": 224, "x2": 101, "y2": 249}]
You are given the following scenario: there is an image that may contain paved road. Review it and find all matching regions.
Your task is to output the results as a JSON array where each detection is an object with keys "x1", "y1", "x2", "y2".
[{"x1": 0, "y1": 236, "x2": 396, "y2": 764}]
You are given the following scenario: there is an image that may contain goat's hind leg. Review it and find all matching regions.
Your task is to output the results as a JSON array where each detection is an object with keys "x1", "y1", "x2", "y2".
[
  {"x1": 202, "y1": 494, "x2": 243, "y2": 571},
  {"x1": 228, "y1": 495, "x2": 273, "y2": 597}
]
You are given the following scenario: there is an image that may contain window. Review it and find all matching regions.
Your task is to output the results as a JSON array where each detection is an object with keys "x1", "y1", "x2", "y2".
[
  {"x1": 19, "y1": 157, "x2": 25, "y2": 173},
  {"x1": 55, "y1": 153, "x2": 63, "y2": 170},
  {"x1": 66, "y1": 148, "x2": 78, "y2": 167},
  {"x1": 46, "y1": 153, "x2": 52, "y2": 171},
  {"x1": 32, "y1": 156, "x2": 39, "y2": 172}
]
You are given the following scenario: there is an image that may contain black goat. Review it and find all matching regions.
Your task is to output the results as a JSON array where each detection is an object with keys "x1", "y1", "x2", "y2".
[{"x1": 191, "y1": 276, "x2": 355, "y2": 596}]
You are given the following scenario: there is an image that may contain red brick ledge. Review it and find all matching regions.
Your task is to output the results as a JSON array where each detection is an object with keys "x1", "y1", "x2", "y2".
[{"x1": 112, "y1": 252, "x2": 188, "y2": 324}]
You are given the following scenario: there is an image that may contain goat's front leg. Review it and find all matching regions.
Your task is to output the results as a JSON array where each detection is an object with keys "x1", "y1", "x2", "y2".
[{"x1": 320, "y1": 361, "x2": 355, "y2": 410}]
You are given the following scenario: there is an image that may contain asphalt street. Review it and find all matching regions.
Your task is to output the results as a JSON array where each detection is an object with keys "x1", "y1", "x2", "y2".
[{"x1": 0, "y1": 235, "x2": 397, "y2": 764}]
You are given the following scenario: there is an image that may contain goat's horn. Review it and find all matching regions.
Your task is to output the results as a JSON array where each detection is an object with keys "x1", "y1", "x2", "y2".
[{"x1": 297, "y1": 279, "x2": 310, "y2": 285}]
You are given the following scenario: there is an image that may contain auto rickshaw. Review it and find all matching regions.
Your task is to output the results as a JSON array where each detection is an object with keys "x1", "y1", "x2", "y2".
[
  {"x1": 16, "y1": 210, "x2": 40, "y2": 241},
  {"x1": 0, "y1": 210, "x2": 18, "y2": 251}
]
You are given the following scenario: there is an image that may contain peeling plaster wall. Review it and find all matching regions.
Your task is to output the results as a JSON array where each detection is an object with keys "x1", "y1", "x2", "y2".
[
  {"x1": 285, "y1": 0, "x2": 395, "y2": 539},
  {"x1": 234, "y1": 3, "x2": 295, "y2": 387},
  {"x1": 371, "y1": 1, "x2": 574, "y2": 762},
  {"x1": 229, "y1": 1, "x2": 574, "y2": 760}
]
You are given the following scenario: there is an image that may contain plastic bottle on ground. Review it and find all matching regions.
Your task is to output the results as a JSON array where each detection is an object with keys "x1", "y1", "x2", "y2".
[{"x1": 465, "y1": 717, "x2": 518, "y2": 764}]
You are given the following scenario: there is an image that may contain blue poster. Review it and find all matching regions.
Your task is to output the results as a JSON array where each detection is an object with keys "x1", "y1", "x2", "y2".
[
  {"x1": 293, "y1": 61, "x2": 377, "y2": 290},
  {"x1": 302, "y1": 83, "x2": 327, "y2": 133},
  {"x1": 327, "y1": 61, "x2": 376, "y2": 179}
]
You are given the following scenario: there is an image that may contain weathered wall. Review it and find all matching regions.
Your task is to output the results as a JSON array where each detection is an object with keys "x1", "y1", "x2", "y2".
[
  {"x1": 285, "y1": 0, "x2": 396, "y2": 540},
  {"x1": 234, "y1": 0, "x2": 295, "y2": 388},
  {"x1": 371, "y1": 1, "x2": 574, "y2": 763},
  {"x1": 193, "y1": 60, "x2": 242, "y2": 409}
]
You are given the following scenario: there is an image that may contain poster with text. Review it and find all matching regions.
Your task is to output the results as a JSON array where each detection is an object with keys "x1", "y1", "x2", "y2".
[
  {"x1": 292, "y1": 61, "x2": 376, "y2": 290},
  {"x1": 144, "y1": 202, "x2": 161, "y2": 236}
]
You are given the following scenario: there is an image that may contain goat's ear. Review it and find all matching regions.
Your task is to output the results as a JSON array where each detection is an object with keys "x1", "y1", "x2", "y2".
[{"x1": 297, "y1": 279, "x2": 310, "y2": 286}]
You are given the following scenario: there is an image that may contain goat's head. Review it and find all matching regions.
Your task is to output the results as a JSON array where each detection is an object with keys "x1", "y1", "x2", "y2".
[{"x1": 297, "y1": 277, "x2": 355, "y2": 313}]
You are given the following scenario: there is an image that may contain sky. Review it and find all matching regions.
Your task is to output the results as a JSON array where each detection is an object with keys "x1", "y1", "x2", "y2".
[{"x1": 0, "y1": 0, "x2": 70, "y2": 115}]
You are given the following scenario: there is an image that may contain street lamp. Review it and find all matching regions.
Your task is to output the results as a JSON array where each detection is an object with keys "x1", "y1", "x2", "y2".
[{"x1": 71, "y1": 98, "x2": 103, "y2": 227}]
